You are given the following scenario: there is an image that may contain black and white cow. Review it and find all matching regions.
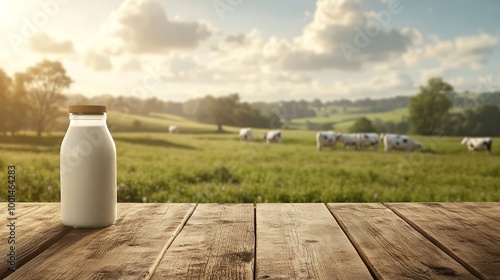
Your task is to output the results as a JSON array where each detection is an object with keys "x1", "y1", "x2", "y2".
[
  {"x1": 263, "y1": 130, "x2": 282, "y2": 144},
  {"x1": 239, "y1": 128, "x2": 253, "y2": 142},
  {"x1": 461, "y1": 137, "x2": 492, "y2": 154},
  {"x1": 335, "y1": 133, "x2": 358, "y2": 150},
  {"x1": 168, "y1": 125, "x2": 179, "y2": 134},
  {"x1": 381, "y1": 134, "x2": 422, "y2": 152},
  {"x1": 316, "y1": 131, "x2": 336, "y2": 151},
  {"x1": 356, "y1": 133, "x2": 379, "y2": 150}
]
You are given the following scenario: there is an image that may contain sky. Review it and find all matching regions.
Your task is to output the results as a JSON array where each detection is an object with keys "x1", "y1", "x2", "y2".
[{"x1": 0, "y1": 0, "x2": 499, "y2": 102}]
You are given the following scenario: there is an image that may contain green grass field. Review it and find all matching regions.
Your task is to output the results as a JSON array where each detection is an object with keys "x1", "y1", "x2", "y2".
[
  {"x1": 1, "y1": 113, "x2": 499, "y2": 203},
  {"x1": 291, "y1": 108, "x2": 408, "y2": 131}
]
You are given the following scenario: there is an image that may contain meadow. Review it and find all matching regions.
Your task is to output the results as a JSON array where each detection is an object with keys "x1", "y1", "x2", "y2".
[
  {"x1": 1, "y1": 112, "x2": 499, "y2": 203},
  {"x1": 290, "y1": 107, "x2": 408, "y2": 131}
]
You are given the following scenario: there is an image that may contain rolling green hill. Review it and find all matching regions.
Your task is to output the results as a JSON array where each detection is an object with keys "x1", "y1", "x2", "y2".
[
  {"x1": 106, "y1": 112, "x2": 222, "y2": 133},
  {"x1": 290, "y1": 108, "x2": 409, "y2": 131},
  {"x1": 105, "y1": 107, "x2": 409, "y2": 134}
]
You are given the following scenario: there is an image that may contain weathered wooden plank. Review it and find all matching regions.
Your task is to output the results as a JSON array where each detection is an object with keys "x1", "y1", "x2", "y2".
[
  {"x1": 256, "y1": 203, "x2": 372, "y2": 279},
  {"x1": 462, "y1": 202, "x2": 500, "y2": 223},
  {"x1": 387, "y1": 202, "x2": 500, "y2": 279},
  {"x1": 152, "y1": 203, "x2": 254, "y2": 280},
  {"x1": 0, "y1": 202, "x2": 46, "y2": 221},
  {"x1": 0, "y1": 203, "x2": 71, "y2": 279},
  {"x1": 6, "y1": 203, "x2": 196, "y2": 280},
  {"x1": 328, "y1": 203, "x2": 475, "y2": 279}
]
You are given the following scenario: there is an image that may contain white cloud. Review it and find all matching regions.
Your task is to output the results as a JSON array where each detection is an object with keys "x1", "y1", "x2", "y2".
[
  {"x1": 208, "y1": 0, "x2": 419, "y2": 74},
  {"x1": 9, "y1": 0, "x2": 494, "y2": 102},
  {"x1": 287, "y1": 0, "x2": 417, "y2": 70},
  {"x1": 424, "y1": 33, "x2": 497, "y2": 68},
  {"x1": 418, "y1": 67, "x2": 445, "y2": 85},
  {"x1": 28, "y1": 33, "x2": 74, "y2": 53},
  {"x1": 212, "y1": 71, "x2": 415, "y2": 102},
  {"x1": 47, "y1": 0, "x2": 425, "y2": 100},
  {"x1": 414, "y1": 33, "x2": 498, "y2": 85},
  {"x1": 170, "y1": 56, "x2": 197, "y2": 74},
  {"x1": 331, "y1": 71, "x2": 414, "y2": 98},
  {"x1": 166, "y1": 0, "x2": 423, "y2": 97},
  {"x1": 85, "y1": 51, "x2": 112, "y2": 71},
  {"x1": 106, "y1": 0, "x2": 213, "y2": 53},
  {"x1": 119, "y1": 58, "x2": 142, "y2": 72},
  {"x1": 438, "y1": 75, "x2": 500, "y2": 95},
  {"x1": 476, "y1": 75, "x2": 500, "y2": 93},
  {"x1": 409, "y1": 33, "x2": 498, "y2": 72}
]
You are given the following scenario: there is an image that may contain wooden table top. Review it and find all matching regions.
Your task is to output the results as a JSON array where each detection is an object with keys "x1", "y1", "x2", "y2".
[{"x1": 1, "y1": 203, "x2": 499, "y2": 279}]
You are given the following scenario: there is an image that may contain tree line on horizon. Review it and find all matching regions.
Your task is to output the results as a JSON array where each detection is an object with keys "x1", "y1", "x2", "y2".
[
  {"x1": 1, "y1": 60, "x2": 500, "y2": 137},
  {"x1": 349, "y1": 78, "x2": 500, "y2": 137},
  {"x1": 65, "y1": 82, "x2": 500, "y2": 136}
]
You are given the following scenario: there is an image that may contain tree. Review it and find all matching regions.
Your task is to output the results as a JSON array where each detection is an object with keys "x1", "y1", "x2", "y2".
[
  {"x1": 349, "y1": 117, "x2": 376, "y2": 133},
  {"x1": 208, "y1": 94, "x2": 240, "y2": 132},
  {"x1": 311, "y1": 98, "x2": 323, "y2": 110},
  {"x1": 320, "y1": 122, "x2": 334, "y2": 131},
  {"x1": 20, "y1": 60, "x2": 72, "y2": 137},
  {"x1": 409, "y1": 77, "x2": 453, "y2": 135},
  {"x1": 132, "y1": 120, "x2": 142, "y2": 129},
  {"x1": 6, "y1": 73, "x2": 31, "y2": 135},
  {"x1": 455, "y1": 105, "x2": 500, "y2": 136},
  {"x1": 203, "y1": 93, "x2": 269, "y2": 132},
  {"x1": 232, "y1": 103, "x2": 268, "y2": 128},
  {"x1": 0, "y1": 69, "x2": 12, "y2": 135},
  {"x1": 472, "y1": 105, "x2": 500, "y2": 136},
  {"x1": 191, "y1": 95, "x2": 213, "y2": 122},
  {"x1": 165, "y1": 101, "x2": 185, "y2": 116}
]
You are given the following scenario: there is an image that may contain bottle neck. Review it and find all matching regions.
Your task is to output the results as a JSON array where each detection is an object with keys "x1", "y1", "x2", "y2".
[{"x1": 69, "y1": 113, "x2": 107, "y2": 127}]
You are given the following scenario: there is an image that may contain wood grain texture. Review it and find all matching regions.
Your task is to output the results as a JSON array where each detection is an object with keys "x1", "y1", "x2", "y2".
[
  {"x1": 6, "y1": 203, "x2": 195, "y2": 280},
  {"x1": 256, "y1": 203, "x2": 372, "y2": 279},
  {"x1": 328, "y1": 203, "x2": 474, "y2": 280},
  {"x1": 387, "y1": 202, "x2": 500, "y2": 279},
  {"x1": 462, "y1": 202, "x2": 500, "y2": 223},
  {"x1": 152, "y1": 204, "x2": 254, "y2": 280},
  {"x1": 0, "y1": 202, "x2": 46, "y2": 221},
  {"x1": 0, "y1": 203, "x2": 71, "y2": 279}
]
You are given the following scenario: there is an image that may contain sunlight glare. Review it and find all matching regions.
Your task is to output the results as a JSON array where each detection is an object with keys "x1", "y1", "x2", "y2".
[{"x1": 0, "y1": 1, "x2": 24, "y2": 26}]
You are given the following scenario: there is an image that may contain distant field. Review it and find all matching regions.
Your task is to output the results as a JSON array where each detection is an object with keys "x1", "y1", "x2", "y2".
[
  {"x1": 106, "y1": 111, "x2": 221, "y2": 133},
  {"x1": 1, "y1": 113, "x2": 499, "y2": 203},
  {"x1": 291, "y1": 108, "x2": 408, "y2": 131}
]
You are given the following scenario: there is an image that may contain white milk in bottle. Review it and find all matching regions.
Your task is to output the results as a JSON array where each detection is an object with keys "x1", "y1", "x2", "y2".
[{"x1": 60, "y1": 105, "x2": 117, "y2": 228}]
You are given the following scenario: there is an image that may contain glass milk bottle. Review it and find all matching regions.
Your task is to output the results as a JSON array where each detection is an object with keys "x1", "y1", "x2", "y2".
[{"x1": 60, "y1": 105, "x2": 117, "y2": 228}]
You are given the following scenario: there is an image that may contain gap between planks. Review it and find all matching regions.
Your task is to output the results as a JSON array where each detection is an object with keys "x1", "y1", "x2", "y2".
[
  {"x1": 0, "y1": 204, "x2": 74, "y2": 279},
  {"x1": 1, "y1": 229, "x2": 74, "y2": 279},
  {"x1": 10, "y1": 227, "x2": 73, "y2": 275},
  {"x1": 326, "y1": 203, "x2": 379, "y2": 280},
  {"x1": 143, "y1": 203, "x2": 198, "y2": 280},
  {"x1": 384, "y1": 203, "x2": 486, "y2": 280},
  {"x1": 253, "y1": 204, "x2": 257, "y2": 280}
]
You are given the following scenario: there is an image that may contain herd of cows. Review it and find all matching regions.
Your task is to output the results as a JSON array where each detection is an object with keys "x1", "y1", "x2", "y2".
[
  {"x1": 237, "y1": 128, "x2": 493, "y2": 154},
  {"x1": 167, "y1": 125, "x2": 492, "y2": 154}
]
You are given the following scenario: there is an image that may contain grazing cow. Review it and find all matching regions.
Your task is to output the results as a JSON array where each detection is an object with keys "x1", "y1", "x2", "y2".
[
  {"x1": 263, "y1": 130, "x2": 282, "y2": 144},
  {"x1": 461, "y1": 137, "x2": 492, "y2": 154},
  {"x1": 316, "y1": 131, "x2": 336, "y2": 151},
  {"x1": 356, "y1": 133, "x2": 379, "y2": 150},
  {"x1": 381, "y1": 134, "x2": 422, "y2": 152},
  {"x1": 168, "y1": 125, "x2": 179, "y2": 134},
  {"x1": 335, "y1": 133, "x2": 358, "y2": 150},
  {"x1": 239, "y1": 128, "x2": 254, "y2": 142}
]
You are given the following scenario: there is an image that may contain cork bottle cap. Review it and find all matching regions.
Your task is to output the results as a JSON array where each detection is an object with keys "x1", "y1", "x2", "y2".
[{"x1": 68, "y1": 105, "x2": 107, "y2": 114}]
